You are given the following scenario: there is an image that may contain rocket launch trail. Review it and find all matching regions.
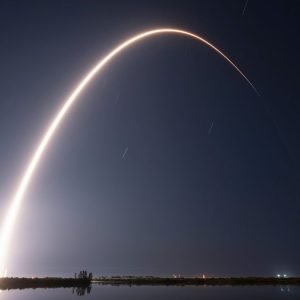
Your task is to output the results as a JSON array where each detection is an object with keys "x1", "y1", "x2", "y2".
[{"x1": 0, "y1": 28, "x2": 258, "y2": 275}]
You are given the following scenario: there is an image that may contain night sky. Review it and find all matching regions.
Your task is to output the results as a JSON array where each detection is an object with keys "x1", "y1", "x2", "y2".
[{"x1": 0, "y1": 0, "x2": 299, "y2": 277}]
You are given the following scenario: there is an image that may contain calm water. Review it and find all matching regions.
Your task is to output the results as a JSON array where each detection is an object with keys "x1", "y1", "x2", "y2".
[{"x1": 0, "y1": 284, "x2": 299, "y2": 299}]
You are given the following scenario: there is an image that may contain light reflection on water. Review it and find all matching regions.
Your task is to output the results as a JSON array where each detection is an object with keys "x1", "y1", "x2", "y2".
[{"x1": 0, "y1": 285, "x2": 299, "y2": 299}]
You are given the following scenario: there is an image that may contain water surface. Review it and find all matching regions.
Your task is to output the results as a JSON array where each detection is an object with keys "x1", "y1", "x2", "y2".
[{"x1": 1, "y1": 284, "x2": 298, "y2": 299}]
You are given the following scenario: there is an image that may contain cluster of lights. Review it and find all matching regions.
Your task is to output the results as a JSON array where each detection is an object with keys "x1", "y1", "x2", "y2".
[{"x1": 276, "y1": 274, "x2": 288, "y2": 278}]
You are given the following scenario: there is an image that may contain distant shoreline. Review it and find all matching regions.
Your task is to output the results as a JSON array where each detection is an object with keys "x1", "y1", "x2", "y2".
[
  {"x1": 94, "y1": 276, "x2": 300, "y2": 286},
  {"x1": 1, "y1": 276, "x2": 300, "y2": 290},
  {"x1": 0, "y1": 278, "x2": 91, "y2": 290}
]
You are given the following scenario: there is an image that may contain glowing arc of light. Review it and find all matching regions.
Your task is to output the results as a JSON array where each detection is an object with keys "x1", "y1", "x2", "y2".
[{"x1": 0, "y1": 28, "x2": 258, "y2": 275}]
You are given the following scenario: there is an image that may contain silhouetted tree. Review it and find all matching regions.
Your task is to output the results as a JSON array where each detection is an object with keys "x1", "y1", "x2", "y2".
[{"x1": 77, "y1": 270, "x2": 91, "y2": 280}]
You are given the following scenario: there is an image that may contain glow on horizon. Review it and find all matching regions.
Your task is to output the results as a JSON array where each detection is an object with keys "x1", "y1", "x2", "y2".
[{"x1": 0, "y1": 28, "x2": 258, "y2": 276}]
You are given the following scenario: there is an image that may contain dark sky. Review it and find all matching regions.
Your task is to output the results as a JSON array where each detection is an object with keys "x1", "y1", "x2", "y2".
[{"x1": 0, "y1": 0, "x2": 299, "y2": 277}]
